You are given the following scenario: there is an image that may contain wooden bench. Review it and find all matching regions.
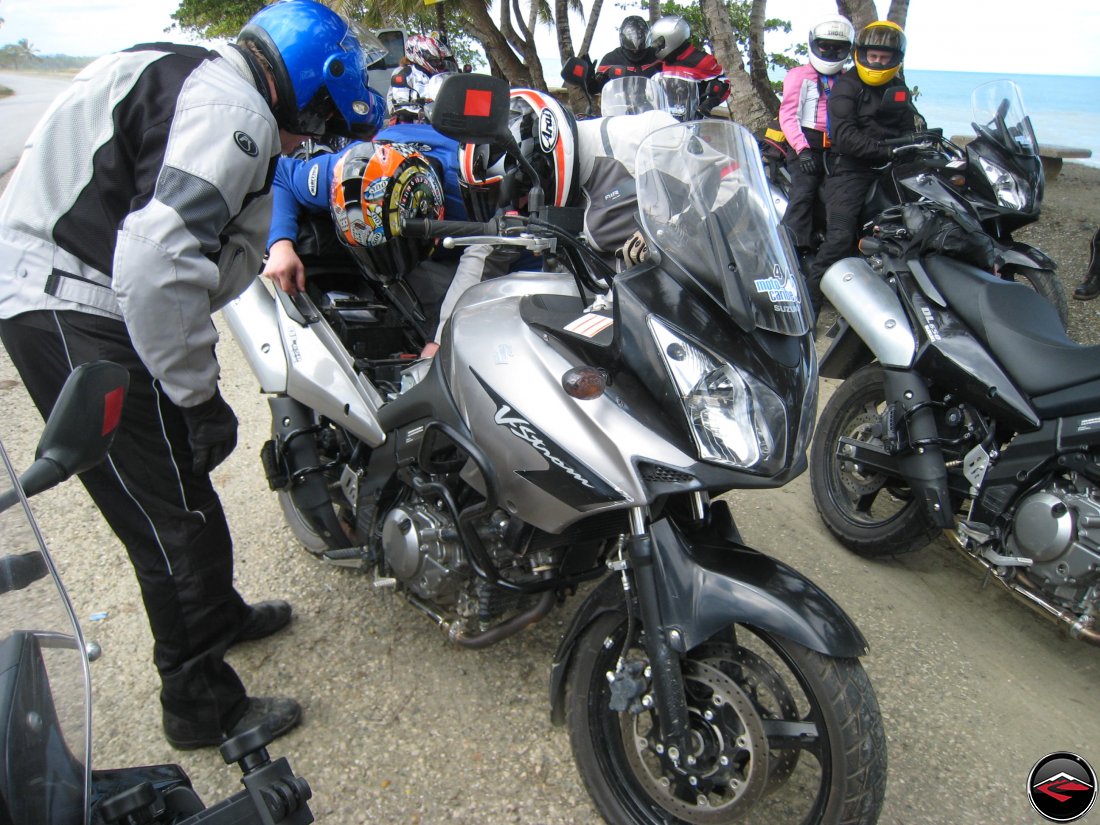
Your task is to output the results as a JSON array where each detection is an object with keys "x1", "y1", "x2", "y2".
[{"x1": 950, "y1": 135, "x2": 1091, "y2": 180}]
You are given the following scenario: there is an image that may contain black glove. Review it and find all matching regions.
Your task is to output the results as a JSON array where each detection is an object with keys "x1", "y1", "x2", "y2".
[
  {"x1": 798, "y1": 149, "x2": 819, "y2": 176},
  {"x1": 180, "y1": 390, "x2": 238, "y2": 475}
]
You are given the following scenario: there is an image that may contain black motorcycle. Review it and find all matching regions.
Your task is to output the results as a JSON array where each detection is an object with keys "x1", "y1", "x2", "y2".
[
  {"x1": 769, "y1": 79, "x2": 1068, "y2": 325},
  {"x1": 0, "y1": 362, "x2": 314, "y2": 824},
  {"x1": 809, "y1": 193, "x2": 1100, "y2": 646}
]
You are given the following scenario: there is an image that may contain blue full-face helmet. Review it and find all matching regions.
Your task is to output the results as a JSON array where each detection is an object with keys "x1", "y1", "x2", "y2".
[{"x1": 238, "y1": 0, "x2": 387, "y2": 139}]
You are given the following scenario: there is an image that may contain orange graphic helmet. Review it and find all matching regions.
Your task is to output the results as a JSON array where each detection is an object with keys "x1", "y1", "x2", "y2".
[{"x1": 330, "y1": 141, "x2": 445, "y2": 275}]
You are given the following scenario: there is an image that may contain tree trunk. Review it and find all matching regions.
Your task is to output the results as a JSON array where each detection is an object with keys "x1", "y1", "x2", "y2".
[
  {"x1": 700, "y1": 0, "x2": 772, "y2": 132},
  {"x1": 523, "y1": 0, "x2": 547, "y2": 90},
  {"x1": 836, "y1": 0, "x2": 878, "y2": 30},
  {"x1": 648, "y1": 0, "x2": 660, "y2": 24},
  {"x1": 886, "y1": 0, "x2": 909, "y2": 27},
  {"x1": 457, "y1": 0, "x2": 531, "y2": 85},
  {"x1": 579, "y1": 0, "x2": 605, "y2": 58},
  {"x1": 747, "y1": 0, "x2": 778, "y2": 117}
]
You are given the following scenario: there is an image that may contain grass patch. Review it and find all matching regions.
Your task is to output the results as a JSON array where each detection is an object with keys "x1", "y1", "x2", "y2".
[{"x1": 0, "y1": 86, "x2": 13, "y2": 98}]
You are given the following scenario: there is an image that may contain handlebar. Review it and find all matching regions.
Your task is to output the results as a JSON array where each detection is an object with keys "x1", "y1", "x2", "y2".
[
  {"x1": 401, "y1": 218, "x2": 500, "y2": 240},
  {"x1": 884, "y1": 128, "x2": 945, "y2": 147}
]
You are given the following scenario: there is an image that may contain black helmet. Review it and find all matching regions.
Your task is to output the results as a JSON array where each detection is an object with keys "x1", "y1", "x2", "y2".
[{"x1": 619, "y1": 16, "x2": 650, "y2": 63}]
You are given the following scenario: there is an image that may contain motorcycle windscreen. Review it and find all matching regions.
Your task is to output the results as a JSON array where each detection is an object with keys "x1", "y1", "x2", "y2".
[
  {"x1": 635, "y1": 120, "x2": 811, "y2": 336},
  {"x1": 970, "y1": 79, "x2": 1039, "y2": 157},
  {"x1": 600, "y1": 76, "x2": 669, "y2": 117},
  {"x1": 651, "y1": 71, "x2": 700, "y2": 121},
  {"x1": 0, "y1": 438, "x2": 90, "y2": 825}
]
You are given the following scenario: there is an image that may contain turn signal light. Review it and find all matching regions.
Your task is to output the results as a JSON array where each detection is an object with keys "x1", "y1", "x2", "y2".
[{"x1": 562, "y1": 366, "x2": 606, "y2": 400}]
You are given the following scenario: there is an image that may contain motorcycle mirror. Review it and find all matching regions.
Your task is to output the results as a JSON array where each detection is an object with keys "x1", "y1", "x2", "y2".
[
  {"x1": 430, "y1": 72, "x2": 513, "y2": 145},
  {"x1": 561, "y1": 55, "x2": 594, "y2": 89},
  {"x1": 880, "y1": 86, "x2": 915, "y2": 111},
  {"x1": 18, "y1": 361, "x2": 128, "y2": 501}
]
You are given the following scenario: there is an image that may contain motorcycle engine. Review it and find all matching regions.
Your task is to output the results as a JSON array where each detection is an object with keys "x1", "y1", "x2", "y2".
[
  {"x1": 1005, "y1": 483, "x2": 1100, "y2": 606},
  {"x1": 381, "y1": 498, "x2": 466, "y2": 604}
]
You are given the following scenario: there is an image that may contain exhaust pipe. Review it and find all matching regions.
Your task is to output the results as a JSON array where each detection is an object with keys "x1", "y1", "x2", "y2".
[{"x1": 405, "y1": 590, "x2": 556, "y2": 648}]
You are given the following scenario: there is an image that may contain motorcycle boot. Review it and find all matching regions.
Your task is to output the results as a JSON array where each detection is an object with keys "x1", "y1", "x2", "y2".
[
  {"x1": 1073, "y1": 227, "x2": 1100, "y2": 300},
  {"x1": 231, "y1": 599, "x2": 293, "y2": 647},
  {"x1": 164, "y1": 696, "x2": 302, "y2": 750}
]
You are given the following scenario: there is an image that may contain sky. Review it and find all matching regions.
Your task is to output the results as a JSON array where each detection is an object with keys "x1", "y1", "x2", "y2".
[{"x1": 4, "y1": 0, "x2": 1100, "y2": 78}]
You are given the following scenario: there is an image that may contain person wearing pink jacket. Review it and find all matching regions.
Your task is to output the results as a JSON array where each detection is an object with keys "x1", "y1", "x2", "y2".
[{"x1": 779, "y1": 15, "x2": 855, "y2": 253}]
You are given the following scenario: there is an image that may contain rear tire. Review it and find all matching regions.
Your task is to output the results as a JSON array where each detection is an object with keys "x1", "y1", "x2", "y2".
[
  {"x1": 810, "y1": 365, "x2": 941, "y2": 557},
  {"x1": 566, "y1": 613, "x2": 887, "y2": 825}
]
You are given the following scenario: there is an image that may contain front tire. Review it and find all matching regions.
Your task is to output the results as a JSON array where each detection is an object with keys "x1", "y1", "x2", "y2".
[
  {"x1": 566, "y1": 613, "x2": 887, "y2": 825},
  {"x1": 810, "y1": 365, "x2": 941, "y2": 558}
]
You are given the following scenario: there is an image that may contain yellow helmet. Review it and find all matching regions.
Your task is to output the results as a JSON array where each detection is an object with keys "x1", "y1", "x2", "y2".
[{"x1": 854, "y1": 20, "x2": 906, "y2": 86}]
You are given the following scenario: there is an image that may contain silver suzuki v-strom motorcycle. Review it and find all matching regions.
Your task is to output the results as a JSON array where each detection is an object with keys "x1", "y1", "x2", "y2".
[
  {"x1": 0, "y1": 363, "x2": 314, "y2": 825},
  {"x1": 224, "y1": 73, "x2": 886, "y2": 824}
]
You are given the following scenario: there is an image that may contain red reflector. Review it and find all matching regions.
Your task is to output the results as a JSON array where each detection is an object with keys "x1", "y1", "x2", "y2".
[
  {"x1": 571, "y1": 64, "x2": 585, "y2": 77},
  {"x1": 894, "y1": 90, "x2": 907, "y2": 102},
  {"x1": 463, "y1": 89, "x2": 492, "y2": 117},
  {"x1": 102, "y1": 386, "x2": 124, "y2": 436}
]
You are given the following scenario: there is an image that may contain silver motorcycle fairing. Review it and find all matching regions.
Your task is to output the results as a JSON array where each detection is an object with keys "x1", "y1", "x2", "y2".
[
  {"x1": 821, "y1": 256, "x2": 916, "y2": 368},
  {"x1": 222, "y1": 279, "x2": 288, "y2": 393},
  {"x1": 445, "y1": 287, "x2": 697, "y2": 535},
  {"x1": 222, "y1": 278, "x2": 388, "y2": 447}
]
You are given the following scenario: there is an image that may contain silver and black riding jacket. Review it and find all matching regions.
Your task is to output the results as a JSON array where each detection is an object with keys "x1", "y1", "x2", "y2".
[{"x1": 0, "y1": 43, "x2": 279, "y2": 406}]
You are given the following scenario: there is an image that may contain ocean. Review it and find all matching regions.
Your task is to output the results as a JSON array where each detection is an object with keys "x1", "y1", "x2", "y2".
[
  {"x1": 904, "y1": 70, "x2": 1100, "y2": 169},
  {"x1": 542, "y1": 59, "x2": 1100, "y2": 169}
]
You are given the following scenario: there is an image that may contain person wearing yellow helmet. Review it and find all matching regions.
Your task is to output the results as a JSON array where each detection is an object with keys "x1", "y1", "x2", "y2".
[
  {"x1": 806, "y1": 19, "x2": 919, "y2": 318},
  {"x1": 853, "y1": 20, "x2": 906, "y2": 86}
]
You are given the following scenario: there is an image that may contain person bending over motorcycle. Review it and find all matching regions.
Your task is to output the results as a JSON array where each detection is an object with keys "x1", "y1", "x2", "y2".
[
  {"x1": 388, "y1": 34, "x2": 457, "y2": 124},
  {"x1": 779, "y1": 15, "x2": 855, "y2": 255},
  {"x1": 0, "y1": 0, "x2": 387, "y2": 750},
  {"x1": 806, "y1": 20, "x2": 919, "y2": 317},
  {"x1": 593, "y1": 15, "x2": 659, "y2": 91},
  {"x1": 647, "y1": 15, "x2": 730, "y2": 116}
]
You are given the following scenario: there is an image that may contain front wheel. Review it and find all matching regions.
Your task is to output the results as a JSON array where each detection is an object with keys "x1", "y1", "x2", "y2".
[
  {"x1": 810, "y1": 365, "x2": 941, "y2": 558},
  {"x1": 566, "y1": 613, "x2": 887, "y2": 825}
]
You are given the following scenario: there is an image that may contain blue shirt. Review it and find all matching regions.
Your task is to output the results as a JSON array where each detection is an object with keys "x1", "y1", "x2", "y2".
[{"x1": 267, "y1": 123, "x2": 466, "y2": 249}]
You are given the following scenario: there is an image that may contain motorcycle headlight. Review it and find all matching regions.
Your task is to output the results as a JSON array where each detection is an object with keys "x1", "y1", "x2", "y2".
[
  {"x1": 650, "y1": 317, "x2": 786, "y2": 473},
  {"x1": 977, "y1": 155, "x2": 1028, "y2": 210}
]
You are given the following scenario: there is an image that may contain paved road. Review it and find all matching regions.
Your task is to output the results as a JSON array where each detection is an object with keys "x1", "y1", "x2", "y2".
[{"x1": 0, "y1": 71, "x2": 73, "y2": 174}]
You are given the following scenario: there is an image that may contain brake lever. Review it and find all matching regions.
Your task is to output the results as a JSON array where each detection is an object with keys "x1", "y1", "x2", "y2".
[{"x1": 441, "y1": 235, "x2": 557, "y2": 254}]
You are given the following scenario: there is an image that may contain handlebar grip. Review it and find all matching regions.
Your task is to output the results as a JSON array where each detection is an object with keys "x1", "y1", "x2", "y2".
[
  {"x1": 884, "y1": 133, "x2": 917, "y2": 147},
  {"x1": 402, "y1": 218, "x2": 494, "y2": 239}
]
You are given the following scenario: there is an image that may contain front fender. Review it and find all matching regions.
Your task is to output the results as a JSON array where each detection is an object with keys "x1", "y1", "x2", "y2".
[
  {"x1": 999, "y1": 242, "x2": 1056, "y2": 271},
  {"x1": 548, "y1": 514, "x2": 869, "y2": 725}
]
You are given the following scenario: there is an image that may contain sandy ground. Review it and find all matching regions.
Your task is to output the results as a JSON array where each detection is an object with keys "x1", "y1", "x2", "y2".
[{"x1": 1, "y1": 163, "x2": 1098, "y2": 824}]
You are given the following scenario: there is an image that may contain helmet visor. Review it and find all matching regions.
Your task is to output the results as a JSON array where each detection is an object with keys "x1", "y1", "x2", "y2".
[
  {"x1": 812, "y1": 39, "x2": 851, "y2": 62},
  {"x1": 855, "y1": 45, "x2": 902, "y2": 71}
]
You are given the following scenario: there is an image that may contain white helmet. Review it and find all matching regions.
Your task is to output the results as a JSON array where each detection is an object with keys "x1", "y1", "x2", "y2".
[{"x1": 808, "y1": 16, "x2": 855, "y2": 76}]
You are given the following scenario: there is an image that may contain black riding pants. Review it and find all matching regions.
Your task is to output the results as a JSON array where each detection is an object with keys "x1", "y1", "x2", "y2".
[
  {"x1": 808, "y1": 167, "x2": 878, "y2": 311},
  {"x1": 780, "y1": 148, "x2": 825, "y2": 251},
  {"x1": 0, "y1": 310, "x2": 249, "y2": 734}
]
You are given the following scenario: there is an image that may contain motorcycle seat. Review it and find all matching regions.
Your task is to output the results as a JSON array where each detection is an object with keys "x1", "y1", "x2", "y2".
[{"x1": 922, "y1": 254, "x2": 1100, "y2": 395}]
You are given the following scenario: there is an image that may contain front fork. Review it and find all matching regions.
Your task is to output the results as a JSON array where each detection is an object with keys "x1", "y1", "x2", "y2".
[
  {"x1": 883, "y1": 369, "x2": 954, "y2": 528},
  {"x1": 620, "y1": 506, "x2": 694, "y2": 761}
]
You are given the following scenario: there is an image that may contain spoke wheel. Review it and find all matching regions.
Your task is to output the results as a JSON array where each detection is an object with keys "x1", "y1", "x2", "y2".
[
  {"x1": 810, "y1": 365, "x2": 941, "y2": 557},
  {"x1": 566, "y1": 614, "x2": 887, "y2": 825}
]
